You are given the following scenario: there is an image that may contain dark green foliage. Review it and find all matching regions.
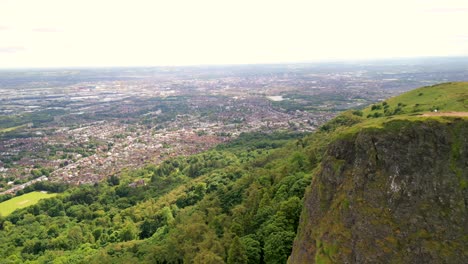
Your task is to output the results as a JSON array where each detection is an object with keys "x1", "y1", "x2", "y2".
[
  {"x1": 0, "y1": 131, "x2": 318, "y2": 263},
  {"x1": 227, "y1": 236, "x2": 248, "y2": 264},
  {"x1": 0, "y1": 194, "x2": 13, "y2": 203},
  {"x1": 217, "y1": 131, "x2": 305, "y2": 151},
  {"x1": 320, "y1": 111, "x2": 364, "y2": 132},
  {"x1": 175, "y1": 182, "x2": 207, "y2": 208},
  {"x1": 264, "y1": 231, "x2": 296, "y2": 264},
  {"x1": 352, "y1": 110, "x2": 363, "y2": 116},
  {"x1": 367, "y1": 112, "x2": 384, "y2": 118},
  {"x1": 371, "y1": 104, "x2": 382, "y2": 111},
  {"x1": 241, "y1": 235, "x2": 261, "y2": 264},
  {"x1": 107, "y1": 175, "x2": 120, "y2": 186},
  {"x1": 139, "y1": 219, "x2": 159, "y2": 239},
  {"x1": 119, "y1": 221, "x2": 138, "y2": 241},
  {"x1": 67, "y1": 186, "x2": 99, "y2": 205},
  {"x1": 29, "y1": 181, "x2": 68, "y2": 193}
]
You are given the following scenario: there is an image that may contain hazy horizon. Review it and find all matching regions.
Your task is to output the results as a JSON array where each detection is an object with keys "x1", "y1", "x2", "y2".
[
  {"x1": 1, "y1": 0, "x2": 468, "y2": 68},
  {"x1": 1, "y1": 55, "x2": 468, "y2": 71}
]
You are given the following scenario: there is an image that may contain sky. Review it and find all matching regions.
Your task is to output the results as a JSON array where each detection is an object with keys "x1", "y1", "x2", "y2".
[{"x1": 1, "y1": 0, "x2": 468, "y2": 68}]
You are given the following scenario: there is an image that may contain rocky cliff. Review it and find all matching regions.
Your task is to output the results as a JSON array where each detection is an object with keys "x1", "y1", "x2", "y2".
[{"x1": 290, "y1": 118, "x2": 468, "y2": 263}]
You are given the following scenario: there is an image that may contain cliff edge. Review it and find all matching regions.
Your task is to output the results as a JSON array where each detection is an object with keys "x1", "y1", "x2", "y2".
[{"x1": 290, "y1": 118, "x2": 468, "y2": 263}]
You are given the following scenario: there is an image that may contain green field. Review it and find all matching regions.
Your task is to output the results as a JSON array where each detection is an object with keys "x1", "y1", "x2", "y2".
[
  {"x1": 0, "y1": 191, "x2": 57, "y2": 216},
  {"x1": 0, "y1": 125, "x2": 25, "y2": 134}
]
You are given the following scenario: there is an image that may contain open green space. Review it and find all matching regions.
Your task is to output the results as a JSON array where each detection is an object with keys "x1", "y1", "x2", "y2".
[
  {"x1": 0, "y1": 191, "x2": 57, "y2": 216},
  {"x1": 0, "y1": 125, "x2": 25, "y2": 134},
  {"x1": 362, "y1": 82, "x2": 468, "y2": 118}
]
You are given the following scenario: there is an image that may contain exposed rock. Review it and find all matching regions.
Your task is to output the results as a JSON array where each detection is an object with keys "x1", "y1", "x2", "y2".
[{"x1": 290, "y1": 118, "x2": 468, "y2": 263}]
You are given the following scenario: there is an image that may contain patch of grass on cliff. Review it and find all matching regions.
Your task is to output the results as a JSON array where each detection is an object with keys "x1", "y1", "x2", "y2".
[
  {"x1": 363, "y1": 82, "x2": 468, "y2": 118},
  {"x1": 0, "y1": 191, "x2": 57, "y2": 216}
]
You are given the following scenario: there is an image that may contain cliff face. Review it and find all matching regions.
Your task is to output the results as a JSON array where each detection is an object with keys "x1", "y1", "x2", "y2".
[{"x1": 290, "y1": 119, "x2": 468, "y2": 263}]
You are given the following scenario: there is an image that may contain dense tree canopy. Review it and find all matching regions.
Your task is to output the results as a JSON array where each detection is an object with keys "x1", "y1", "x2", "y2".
[{"x1": 0, "y1": 131, "x2": 331, "y2": 263}]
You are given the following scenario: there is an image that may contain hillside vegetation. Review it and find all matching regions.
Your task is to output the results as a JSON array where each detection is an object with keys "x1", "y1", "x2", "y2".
[
  {"x1": 362, "y1": 82, "x2": 468, "y2": 118},
  {"x1": 290, "y1": 82, "x2": 468, "y2": 263},
  {"x1": 0, "y1": 82, "x2": 467, "y2": 263},
  {"x1": 0, "y1": 132, "x2": 326, "y2": 263}
]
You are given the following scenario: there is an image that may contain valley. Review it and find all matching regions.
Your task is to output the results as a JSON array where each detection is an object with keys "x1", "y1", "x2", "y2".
[
  {"x1": 2, "y1": 59, "x2": 468, "y2": 193},
  {"x1": 0, "y1": 63, "x2": 467, "y2": 263}
]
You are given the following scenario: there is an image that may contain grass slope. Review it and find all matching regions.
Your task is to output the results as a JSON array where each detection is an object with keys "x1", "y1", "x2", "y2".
[
  {"x1": 336, "y1": 82, "x2": 468, "y2": 135},
  {"x1": 362, "y1": 82, "x2": 468, "y2": 117},
  {"x1": 0, "y1": 191, "x2": 56, "y2": 216}
]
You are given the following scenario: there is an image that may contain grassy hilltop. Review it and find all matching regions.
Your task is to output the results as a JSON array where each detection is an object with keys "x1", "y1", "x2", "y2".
[{"x1": 362, "y1": 82, "x2": 468, "y2": 118}]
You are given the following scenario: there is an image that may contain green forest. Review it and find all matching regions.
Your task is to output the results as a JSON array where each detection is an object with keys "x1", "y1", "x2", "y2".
[{"x1": 0, "y1": 128, "x2": 336, "y2": 263}]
